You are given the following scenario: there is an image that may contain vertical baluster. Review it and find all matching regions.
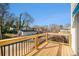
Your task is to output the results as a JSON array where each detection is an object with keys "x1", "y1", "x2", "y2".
[
  {"x1": 19, "y1": 42, "x2": 20, "y2": 56},
  {"x1": 22, "y1": 41, "x2": 24, "y2": 55},
  {"x1": 26, "y1": 40, "x2": 27, "y2": 54},
  {"x1": 23, "y1": 41, "x2": 24, "y2": 55},
  {"x1": 24, "y1": 41, "x2": 25, "y2": 55},
  {"x1": 8, "y1": 45, "x2": 10, "y2": 56},
  {"x1": 4, "y1": 46, "x2": 5, "y2": 56},
  {"x1": 25, "y1": 41, "x2": 26, "y2": 54},
  {"x1": 1, "y1": 46, "x2": 3, "y2": 56},
  {"x1": 22, "y1": 42, "x2": 24, "y2": 56},
  {"x1": 21, "y1": 41, "x2": 23, "y2": 56},
  {"x1": 16, "y1": 43, "x2": 17, "y2": 56},
  {"x1": 12, "y1": 44, "x2": 14, "y2": 56},
  {"x1": 21, "y1": 42, "x2": 23, "y2": 55},
  {"x1": 28, "y1": 40, "x2": 30, "y2": 52},
  {"x1": 27, "y1": 40, "x2": 29, "y2": 52},
  {"x1": 29, "y1": 40, "x2": 30, "y2": 52}
]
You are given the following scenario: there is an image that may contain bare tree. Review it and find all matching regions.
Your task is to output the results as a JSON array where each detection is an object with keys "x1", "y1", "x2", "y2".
[
  {"x1": 4, "y1": 13, "x2": 15, "y2": 29},
  {"x1": 0, "y1": 3, "x2": 9, "y2": 39},
  {"x1": 18, "y1": 12, "x2": 34, "y2": 30}
]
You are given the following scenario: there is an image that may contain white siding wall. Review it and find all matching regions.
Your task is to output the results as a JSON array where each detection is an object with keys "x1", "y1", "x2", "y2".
[
  {"x1": 76, "y1": 13, "x2": 79, "y2": 55},
  {"x1": 71, "y1": 15, "x2": 77, "y2": 55},
  {"x1": 71, "y1": 3, "x2": 78, "y2": 55},
  {"x1": 71, "y1": 13, "x2": 79, "y2": 55}
]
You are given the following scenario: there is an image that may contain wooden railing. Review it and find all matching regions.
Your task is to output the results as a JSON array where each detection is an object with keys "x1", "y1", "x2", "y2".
[
  {"x1": 48, "y1": 32, "x2": 71, "y2": 46},
  {"x1": 3, "y1": 34, "x2": 17, "y2": 38},
  {"x1": 0, "y1": 32, "x2": 71, "y2": 56}
]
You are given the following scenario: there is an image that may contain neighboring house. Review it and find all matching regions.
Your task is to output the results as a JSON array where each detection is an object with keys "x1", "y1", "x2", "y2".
[
  {"x1": 9, "y1": 27, "x2": 16, "y2": 31},
  {"x1": 18, "y1": 30, "x2": 37, "y2": 36},
  {"x1": 17, "y1": 26, "x2": 37, "y2": 36},
  {"x1": 71, "y1": 3, "x2": 79, "y2": 55},
  {"x1": 59, "y1": 25, "x2": 71, "y2": 34},
  {"x1": 10, "y1": 27, "x2": 14, "y2": 30},
  {"x1": 32, "y1": 27, "x2": 44, "y2": 33},
  {"x1": 59, "y1": 29, "x2": 70, "y2": 34}
]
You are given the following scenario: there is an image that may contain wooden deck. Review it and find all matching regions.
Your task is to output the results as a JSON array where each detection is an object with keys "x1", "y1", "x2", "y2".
[
  {"x1": 0, "y1": 32, "x2": 73, "y2": 56},
  {"x1": 27, "y1": 41, "x2": 75, "y2": 56}
]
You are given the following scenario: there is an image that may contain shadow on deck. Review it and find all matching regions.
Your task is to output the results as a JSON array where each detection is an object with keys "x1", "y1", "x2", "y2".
[{"x1": 26, "y1": 41, "x2": 75, "y2": 56}]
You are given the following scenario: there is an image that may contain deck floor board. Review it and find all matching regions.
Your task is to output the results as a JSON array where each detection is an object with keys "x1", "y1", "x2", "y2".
[{"x1": 27, "y1": 41, "x2": 75, "y2": 56}]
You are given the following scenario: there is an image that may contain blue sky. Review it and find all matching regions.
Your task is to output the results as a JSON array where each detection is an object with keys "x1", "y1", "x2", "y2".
[{"x1": 10, "y1": 3, "x2": 71, "y2": 26}]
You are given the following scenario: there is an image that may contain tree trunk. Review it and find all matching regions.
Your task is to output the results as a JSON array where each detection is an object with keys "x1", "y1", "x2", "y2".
[
  {"x1": 0, "y1": 26, "x2": 2, "y2": 39},
  {"x1": 0, "y1": 17, "x2": 3, "y2": 40}
]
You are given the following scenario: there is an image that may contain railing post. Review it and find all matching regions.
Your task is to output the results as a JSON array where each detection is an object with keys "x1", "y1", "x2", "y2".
[
  {"x1": 35, "y1": 35, "x2": 38, "y2": 50},
  {"x1": 46, "y1": 32, "x2": 48, "y2": 44},
  {"x1": 69, "y1": 34, "x2": 71, "y2": 47}
]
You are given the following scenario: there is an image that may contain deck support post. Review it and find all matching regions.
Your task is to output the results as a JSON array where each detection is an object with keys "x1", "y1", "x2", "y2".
[
  {"x1": 35, "y1": 35, "x2": 39, "y2": 50},
  {"x1": 46, "y1": 32, "x2": 48, "y2": 44}
]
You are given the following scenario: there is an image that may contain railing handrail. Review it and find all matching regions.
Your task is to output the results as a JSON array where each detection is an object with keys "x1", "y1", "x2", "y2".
[
  {"x1": 0, "y1": 32, "x2": 71, "y2": 46},
  {"x1": 0, "y1": 33, "x2": 45, "y2": 46},
  {"x1": 48, "y1": 32, "x2": 71, "y2": 36}
]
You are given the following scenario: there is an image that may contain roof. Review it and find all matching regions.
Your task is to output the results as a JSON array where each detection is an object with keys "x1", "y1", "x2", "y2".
[{"x1": 72, "y1": 3, "x2": 79, "y2": 16}]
